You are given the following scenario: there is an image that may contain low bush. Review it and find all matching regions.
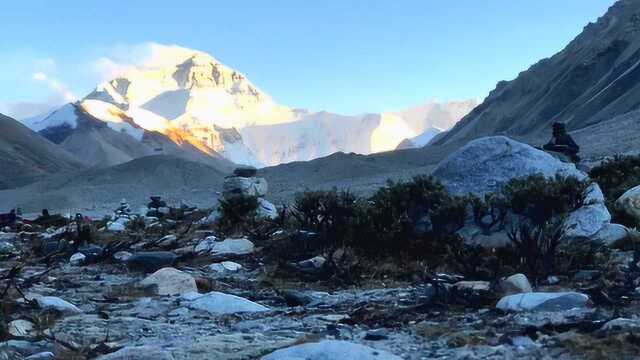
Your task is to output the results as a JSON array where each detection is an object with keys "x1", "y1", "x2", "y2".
[
  {"x1": 590, "y1": 155, "x2": 640, "y2": 226},
  {"x1": 216, "y1": 195, "x2": 259, "y2": 235}
]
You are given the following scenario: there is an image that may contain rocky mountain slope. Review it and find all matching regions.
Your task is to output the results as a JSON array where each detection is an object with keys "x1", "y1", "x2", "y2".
[
  {"x1": 0, "y1": 113, "x2": 84, "y2": 189},
  {"x1": 434, "y1": 0, "x2": 640, "y2": 150}
]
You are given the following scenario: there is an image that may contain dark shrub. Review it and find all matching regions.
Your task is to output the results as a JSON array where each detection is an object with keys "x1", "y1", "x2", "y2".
[
  {"x1": 217, "y1": 195, "x2": 259, "y2": 235},
  {"x1": 590, "y1": 155, "x2": 640, "y2": 226}
]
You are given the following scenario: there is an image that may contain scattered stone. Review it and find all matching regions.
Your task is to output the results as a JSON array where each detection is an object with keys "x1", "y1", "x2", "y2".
[
  {"x1": 496, "y1": 292, "x2": 589, "y2": 312},
  {"x1": 208, "y1": 261, "x2": 243, "y2": 274},
  {"x1": 194, "y1": 236, "x2": 218, "y2": 254},
  {"x1": 25, "y1": 352, "x2": 55, "y2": 360},
  {"x1": 615, "y1": 185, "x2": 640, "y2": 223},
  {"x1": 211, "y1": 238, "x2": 255, "y2": 258},
  {"x1": 113, "y1": 251, "x2": 132, "y2": 262},
  {"x1": 546, "y1": 276, "x2": 560, "y2": 285},
  {"x1": 453, "y1": 281, "x2": 491, "y2": 292},
  {"x1": 293, "y1": 256, "x2": 326, "y2": 274},
  {"x1": 499, "y1": 273, "x2": 532, "y2": 295},
  {"x1": 69, "y1": 252, "x2": 86, "y2": 266},
  {"x1": 78, "y1": 244, "x2": 104, "y2": 263},
  {"x1": 600, "y1": 318, "x2": 640, "y2": 334},
  {"x1": 8, "y1": 320, "x2": 35, "y2": 338},
  {"x1": 0, "y1": 240, "x2": 16, "y2": 255},
  {"x1": 107, "y1": 221, "x2": 126, "y2": 232},
  {"x1": 364, "y1": 328, "x2": 389, "y2": 341},
  {"x1": 97, "y1": 345, "x2": 175, "y2": 360},
  {"x1": 156, "y1": 234, "x2": 178, "y2": 248},
  {"x1": 29, "y1": 295, "x2": 82, "y2": 315},
  {"x1": 187, "y1": 291, "x2": 269, "y2": 314},
  {"x1": 125, "y1": 251, "x2": 178, "y2": 272},
  {"x1": 140, "y1": 267, "x2": 198, "y2": 295},
  {"x1": 261, "y1": 340, "x2": 402, "y2": 360}
]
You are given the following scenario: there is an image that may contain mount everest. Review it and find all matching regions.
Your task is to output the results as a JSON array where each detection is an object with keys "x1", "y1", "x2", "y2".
[{"x1": 22, "y1": 45, "x2": 476, "y2": 168}]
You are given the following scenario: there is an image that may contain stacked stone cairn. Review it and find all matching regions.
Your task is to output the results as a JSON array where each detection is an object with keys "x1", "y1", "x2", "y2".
[{"x1": 222, "y1": 166, "x2": 278, "y2": 219}]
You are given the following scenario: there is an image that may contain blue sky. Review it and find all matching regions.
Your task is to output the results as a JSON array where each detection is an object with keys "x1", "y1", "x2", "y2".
[{"x1": 1, "y1": 0, "x2": 616, "y2": 118}]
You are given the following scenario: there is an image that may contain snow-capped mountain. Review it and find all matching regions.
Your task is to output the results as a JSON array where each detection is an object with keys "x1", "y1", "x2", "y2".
[
  {"x1": 395, "y1": 127, "x2": 443, "y2": 150},
  {"x1": 23, "y1": 45, "x2": 476, "y2": 168}
]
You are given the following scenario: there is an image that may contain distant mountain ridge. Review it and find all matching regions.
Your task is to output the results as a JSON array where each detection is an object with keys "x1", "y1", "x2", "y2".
[{"x1": 434, "y1": 0, "x2": 640, "y2": 150}]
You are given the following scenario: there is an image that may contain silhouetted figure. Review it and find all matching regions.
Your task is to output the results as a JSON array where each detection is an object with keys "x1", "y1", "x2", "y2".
[{"x1": 543, "y1": 122, "x2": 580, "y2": 163}]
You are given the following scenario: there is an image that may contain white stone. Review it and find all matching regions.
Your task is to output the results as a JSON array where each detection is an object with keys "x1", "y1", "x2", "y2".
[
  {"x1": 157, "y1": 235, "x2": 177, "y2": 247},
  {"x1": 453, "y1": 281, "x2": 491, "y2": 292},
  {"x1": 187, "y1": 291, "x2": 269, "y2": 314},
  {"x1": 107, "y1": 221, "x2": 126, "y2": 232},
  {"x1": 256, "y1": 198, "x2": 278, "y2": 219},
  {"x1": 616, "y1": 185, "x2": 640, "y2": 223},
  {"x1": 69, "y1": 253, "x2": 86, "y2": 266},
  {"x1": 295, "y1": 256, "x2": 326, "y2": 273},
  {"x1": 208, "y1": 261, "x2": 243, "y2": 273},
  {"x1": 496, "y1": 292, "x2": 589, "y2": 312},
  {"x1": 261, "y1": 340, "x2": 402, "y2": 360},
  {"x1": 25, "y1": 352, "x2": 55, "y2": 360},
  {"x1": 211, "y1": 238, "x2": 255, "y2": 257},
  {"x1": 500, "y1": 273, "x2": 532, "y2": 295},
  {"x1": 140, "y1": 267, "x2": 197, "y2": 296},
  {"x1": 113, "y1": 251, "x2": 132, "y2": 262},
  {"x1": 432, "y1": 136, "x2": 586, "y2": 197},
  {"x1": 29, "y1": 295, "x2": 82, "y2": 315},
  {"x1": 8, "y1": 319, "x2": 35, "y2": 337},
  {"x1": 194, "y1": 235, "x2": 218, "y2": 253}
]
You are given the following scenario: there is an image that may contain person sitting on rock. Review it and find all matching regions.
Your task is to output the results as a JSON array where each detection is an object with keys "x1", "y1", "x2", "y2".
[{"x1": 542, "y1": 122, "x2": 580, "y2": 163}]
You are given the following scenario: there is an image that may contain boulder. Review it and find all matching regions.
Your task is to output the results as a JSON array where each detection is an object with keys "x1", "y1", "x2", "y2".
[
  {"x1": 223, "y1": 176, "x2": 268, "y2": 199},
  {"x1": 194, "y1": 235, "x2": 219, "y2": 254},
  {"x1": 140, "y1": 267, "x2": 197, "y2": 295},
  {"x1": 96, "y1": 345, "x2": 175, "y2": 360},
  {"x1": 261, "y1": 340, "x2": 402, "y2": 360},
  {"x1": 256, "y1": 198, "x2": 278, "y2": 219},
  {"x1": 615, "y1": 185, "x2": 640, "y2": 223},
  {"x1": 293, "y1": 256, "x2": 327, "y2": 274},
  {"x1": 499, "y1": 273, "x2": 532, "y2": 295},
  {"x1": 187, "y1": 291, "x2": 269, "y2": 314},
  {"x1": 156, "y1": 235, "x2": 178, "y2": 248},
  {"x1": 125, "y1": 251, "x2": 178, "y2": 272},
  {"x1": 25, "y1": 352, "x2": 55, "y2": 360},
  {"x1": 496, "y1": 292, "x2": 589, "y2": 312},
  {"x1": 583, "y1": 183, "x2": 606, "y2": 205},
  {"x1": 107, "y1": 221, "x2": 126, "y2": 232},
  {"x1": 432, "y1": 136, "x2": 586, "y2": 197},
  {"x1": 113, "y1": 251, "x2": 132, "y2": 262}
]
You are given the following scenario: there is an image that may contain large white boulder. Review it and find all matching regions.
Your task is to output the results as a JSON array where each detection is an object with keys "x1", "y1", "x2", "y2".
[
  {"x1": 432, "y1": 136, "x2": 586, "y2": 197},
  {"x1": 187, "y1": 291, "x2": 268, "y2": 314},
  {"x1": 561, "y1": 203, "x2": 611, "y2": 241},
  {"x1": 261, "y1": 340, "x2": 402, "y2": 360},
  {"x1": 140, "y1": 267, "x2": 197, "y2": 295},
  {"x1": 496, "y1": 292, "x2": 589, "y2": 312},
  {"x1": 616, "y1": 185, "x2": 640, "y2": 223}
]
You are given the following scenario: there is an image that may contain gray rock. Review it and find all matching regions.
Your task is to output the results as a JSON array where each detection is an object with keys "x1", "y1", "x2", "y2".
[
  {"x1": 139, "y1": 267, "x2": 197, "y2": 295},
  {"x1": 616, "y1": 185, "x2": 640, "y2": 223},
  {"x1": 499, "y1": 273, "x2": 532, "y2": 295},
  {"x1": 592, "y1": 223, "x2": 630, "y2": 246},
  {"x1": 28, "y1": 295, "x2": 82, "y2": 315},
  {"x1": 600, "y1": 318, "x2": 640, "y2": 334},
  {"x1": 0, "y1": 240, "x2": 16, "y2": 255},
  {"x1": 97, "y1": 345, "x2": 174, "y2": 360},
  {"x1": 187, "y1": 291, "x2": 269, "y2": 314},
  {"x1": 294, "y1": 256, "x2": 326, "y2": 274},
  {"x1": 25, "y1": 352, "x2": 54, "y2": 360},
  {"x1": 8, "y1": 320, "x2": 35, "y2": 338},
  {"x1": 211, "y1": 238, "x2": 255, "y2": 258},
  {"x1": 78, "y1": 244, "x2": 104, "y2": 262},
  {"x1": 432, "y1": 136, "x2": 586, "y2": 197},
  {"x1": 125, "y1": 251, "x2": 178, "y2": 272},
  {"x1": 561, "y1": 202, "x2": 611, "y2": 241},
  {"x1": 583, "y1": 183, "x2": 605, "y2": 205},
  {"x1": 261, "y1": 340, "x2": 402, "y2": 360},
  {"x1": 113, "y1": 251, "x2": 132, "y2": 262},
  {"x1": 208, "y1": 261, "x2": 243, "y2": 274},
  {"x1": 496, "y1": 292, "x2": 589, "y2": 312}
]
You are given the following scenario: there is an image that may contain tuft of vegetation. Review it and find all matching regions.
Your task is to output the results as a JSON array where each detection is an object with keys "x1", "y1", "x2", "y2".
[{"x1": 216, "y1": 195, "x2": 259, "y2": 235}]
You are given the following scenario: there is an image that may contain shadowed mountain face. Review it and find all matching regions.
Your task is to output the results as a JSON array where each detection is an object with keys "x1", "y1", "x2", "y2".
[
  {"x1": 0, "y1": 113, "x2": 84, "y2": 189},
  {"x1": 435, "y1": 0, "x2": 640, "y2": 149}
]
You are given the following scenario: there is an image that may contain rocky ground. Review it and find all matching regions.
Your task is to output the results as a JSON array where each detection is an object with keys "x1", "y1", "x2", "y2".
[{"x1": 2, "y1": 208, "x2": 640, "y2": 360}]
